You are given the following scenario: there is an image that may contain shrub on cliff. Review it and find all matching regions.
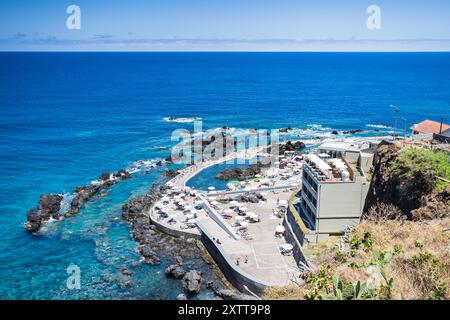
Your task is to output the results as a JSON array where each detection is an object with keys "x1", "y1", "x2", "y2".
[
  {"x1": 391, "y1": 148, "x2": 450, "y2": 191},
  {"x1": 264, "y1": 218, "x2": 450, "y2": 300}
]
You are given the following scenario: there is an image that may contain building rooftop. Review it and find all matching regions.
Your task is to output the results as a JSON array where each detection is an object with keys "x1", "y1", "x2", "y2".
[
  {"x1": 318, "y1": 141, "x2": 353, "y2": 152},
  {"x1": 304, "y1": 153, "x2": 352, "y2": 183},
  {"x1": 318, "y1": 140, "x2": 373, "y2": 153},
  {"x1": 439, "y1": 128, "x2": 450, "y2": 138},
  {"x1": 411, "y1": 120, "x2": 450, "y2": 134}
]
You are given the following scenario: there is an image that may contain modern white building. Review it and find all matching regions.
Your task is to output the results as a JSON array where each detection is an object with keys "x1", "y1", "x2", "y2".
[{"x1": 288, "y1": 141, "x2": 375, "y2": 244}]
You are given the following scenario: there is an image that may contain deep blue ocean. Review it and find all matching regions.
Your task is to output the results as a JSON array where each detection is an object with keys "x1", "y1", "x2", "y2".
[{"x1": 0, "y1": 52, "x2": 449, "y2": 299}]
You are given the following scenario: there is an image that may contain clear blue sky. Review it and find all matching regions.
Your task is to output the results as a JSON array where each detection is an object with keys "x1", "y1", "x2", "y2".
[{"x1": 1, "y1": 0, "x2": 450, "y2": 51}]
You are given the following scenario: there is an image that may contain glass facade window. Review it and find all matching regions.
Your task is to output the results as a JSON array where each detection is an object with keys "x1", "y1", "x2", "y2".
[
  {"x1": 299, "y1": 199, "x2": 316, "y2": 230},
  {"x1": 303, "y1": 169, "x2": 318, "y2": 193}
]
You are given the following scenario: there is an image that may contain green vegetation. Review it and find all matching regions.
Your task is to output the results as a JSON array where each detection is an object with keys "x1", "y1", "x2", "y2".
[
  {"x1": 392, "y1": 147, "x2": 450, "y2": 191},
  {"x1": 350, "y1": 231, "x2": 374, "y2": 252},
  {"x1": 264, "y1": 219, "x2": 450, "y2": 300},
  {"x1": 324, "y1": 273, "x2": 377, "y2": 300},
  {"x1": 411, "y1": 247, "x2": 448, "y2": 300},
  {"x1": 334, "y1": 249, "x2": 347, "y2": 263}
]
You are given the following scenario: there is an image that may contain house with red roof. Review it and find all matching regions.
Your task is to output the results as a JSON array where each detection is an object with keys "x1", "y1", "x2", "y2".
[{"x1": 410, "y1": 119, "x2": 450, "y2": 141}]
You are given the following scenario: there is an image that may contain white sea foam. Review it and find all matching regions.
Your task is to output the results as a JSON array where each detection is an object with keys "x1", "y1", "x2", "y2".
[
  {"x1": 60, "y1": 193, "x2": 74, "y2": 213},
  {"x1": 366, "y1": 124, "x2": 391, "y2": 129},
  {"x1": 306, "y1": 124, "x2": 332, "y2": 131},
  {"x1": 147, "y1": 146, "x2": 169, "y2": 151},
  {"x1": 163, "y1": 117, "x2": 202, "y2": 123},
  {"x1": 127, "y1": 159, "x2": 164, "y2": 174},
  {"x1": 91, "y1": 180, "x2": 102, "y2": 186}
]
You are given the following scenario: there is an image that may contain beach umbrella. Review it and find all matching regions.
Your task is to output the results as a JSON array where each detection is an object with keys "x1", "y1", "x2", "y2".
[
  {"x1": 280, "y1": 243, "x2": 293, "y2": 251},
  {"x1": 275, "y1": 226, "x2": 285, "y2": 233},
  {"x1": 318, "y1": 153, "x2": 330, "y2": 158},
  {"x1": 224, "y1": 209, "x2": 234, "y2": 215},
  {"x1": 185, "y1": 214, "x2": 194, "y2": 220},
  {"x1": 187, "y1": 219, "x2": 197, "y2": 224}
]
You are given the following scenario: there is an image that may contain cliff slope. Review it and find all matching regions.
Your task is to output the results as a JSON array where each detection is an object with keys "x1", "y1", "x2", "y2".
[{"x1": 363, "y1": 141, "x2": 449, "y2": 220}]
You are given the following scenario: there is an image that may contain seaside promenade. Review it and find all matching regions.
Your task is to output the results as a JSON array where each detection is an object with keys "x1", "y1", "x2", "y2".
[
  {"x1": 148, "y1": 136, "x2": 390, "y2": 294},
  {"x1": 148, "y1": 144, "x2": 305, "y2": 293}
]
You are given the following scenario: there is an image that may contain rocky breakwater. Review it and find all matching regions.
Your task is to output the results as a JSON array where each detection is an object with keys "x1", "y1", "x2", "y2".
[
  {"x1": 277, "y1": 140, "x2": 306, "y2": 155},
  {"x1": 207, "y1": 282, "x2": 258, "y2": 300},
  {"x1": 165, "y1": 263, "x2": 256, "y2": 299},
  {"x1": 181, "y1": 270, "x2": 204, "y2": 295},
  {"x1": 121, "y1": 184, "x2": 162, "y2": 264},
  {"x1": 331, "y1": 129, "x2": 364, "y2": 135},
  {"x1": 25, "y1": 169, "x2": 131, "y2": 233},
  {"x1": 215, "y1": 161, "x2": 271, "y2": 181},
  {"x1": 123, "y1": 184, "x2": 244, "y2": 298},
  {"x1": 121, "y1": 184, "x2": 206, "y2": 265},
  {"x1": 25, "y1": 194, "x2": 64, "y2": 233}
]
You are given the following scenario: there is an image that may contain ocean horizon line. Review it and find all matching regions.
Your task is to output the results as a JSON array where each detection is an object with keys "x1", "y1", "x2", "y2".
[{"x1": 1, "y1": 50, "x2": 450, "y2": 53}]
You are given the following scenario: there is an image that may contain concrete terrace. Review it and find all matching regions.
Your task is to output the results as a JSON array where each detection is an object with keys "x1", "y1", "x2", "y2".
[
  {"x1": 148, "y1": 145, "x2": 304, "y2": 289},
  {"x1": 203, "y1": 188, "x2": 300, "y2": 286}
]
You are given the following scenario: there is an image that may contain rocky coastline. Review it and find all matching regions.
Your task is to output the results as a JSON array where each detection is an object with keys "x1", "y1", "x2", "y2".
[
  {"x1": 121, "y1": 184, "x2": 230, "y2": 298},
  {"x1": 215, "y1": 162, "x2": 271, "y2": 181},
  {"x1": 277, "y1": 140, "x2": 306, "y2": 154},
  {"x1": 331, "y1": 129, "x2": 365, "y2": 135},
  {"x1": 121, "y1": 182, "x2": 252, "y2": 299},
  {"x1": 24, "y1": 159, "x2": 166, "y2": 233},
  {"x1": 25, "y1": 169, "x2": 133, "y2": 233}
]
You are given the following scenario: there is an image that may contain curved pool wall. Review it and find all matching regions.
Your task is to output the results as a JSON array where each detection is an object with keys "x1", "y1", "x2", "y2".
[
  {"x1": 149, "y1": 214, "x2": 201, "y2": 240},
  {"x1": 149, "y1": 206, "x2": 267, "y2": 297},
  {"x1": 197, "y1": 222, "x2": 269, "y2": 297}
]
